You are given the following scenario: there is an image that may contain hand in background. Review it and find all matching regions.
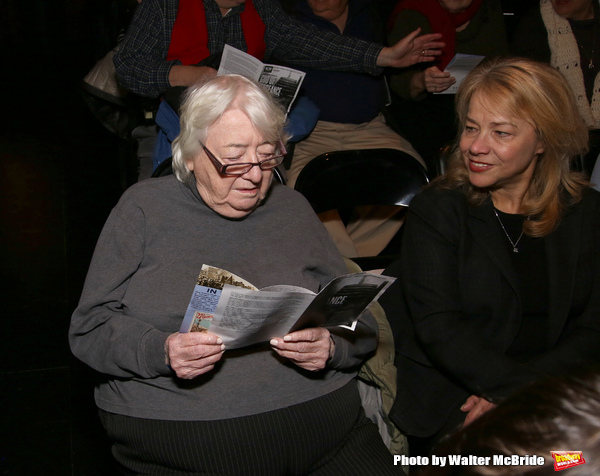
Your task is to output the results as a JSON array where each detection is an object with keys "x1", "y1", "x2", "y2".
[
  {"x1": 422, "y1": 66, "x2": 455, "y2": 93},
  {"x1": 409, "y1": 66, "x2": 455, "y2": 98},
  {"x1": 378, "y1": 28, "x2": 445, "y2": 68}
]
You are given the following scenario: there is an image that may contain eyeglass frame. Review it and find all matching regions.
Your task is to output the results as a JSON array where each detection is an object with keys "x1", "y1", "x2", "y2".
[{"x1": 202, "y1": 140, "x2": 287, "y2": 176}]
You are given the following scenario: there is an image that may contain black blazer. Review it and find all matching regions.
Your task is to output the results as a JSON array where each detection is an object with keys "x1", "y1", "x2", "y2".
[{"x1": 380, "y1": 186, "x2": 600, "y2": 438}]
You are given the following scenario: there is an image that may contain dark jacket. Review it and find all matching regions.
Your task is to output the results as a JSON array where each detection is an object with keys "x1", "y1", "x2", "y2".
[{"x1": 380, "y1": 186, "x2": 600, "y2": 437}]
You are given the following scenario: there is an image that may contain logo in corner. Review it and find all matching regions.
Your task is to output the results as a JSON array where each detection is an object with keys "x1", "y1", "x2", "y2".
[{"x1": 551, "y1": 451, "x2": 586, "y2": 471}]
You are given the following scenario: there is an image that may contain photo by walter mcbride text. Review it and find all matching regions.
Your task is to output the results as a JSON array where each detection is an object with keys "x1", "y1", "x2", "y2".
[{"x1": 394, "y1": 454, "x2": 546, "y2": 467}]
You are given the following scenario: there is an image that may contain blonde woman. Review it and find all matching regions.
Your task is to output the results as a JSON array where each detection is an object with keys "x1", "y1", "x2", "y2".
[{"x1": 380, "y1": 58, "x2": 600, "y2": 456}]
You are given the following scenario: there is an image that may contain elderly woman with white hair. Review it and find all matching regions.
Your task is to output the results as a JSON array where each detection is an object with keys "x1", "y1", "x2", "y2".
[{"x1": 69, "y1": 74, "x2": 401, "y2": 475}]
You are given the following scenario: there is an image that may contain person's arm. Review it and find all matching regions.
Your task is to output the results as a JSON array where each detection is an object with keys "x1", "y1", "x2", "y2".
[
  {"x1": 326, "y1": 308, "x2": 379, "y2": 369},
  {"x1": 256, "y1": 0, "x2": 442, "y2": 75},
  {"x1": 69, "y1": 201, "x2": 227, "y2": 380},
  {"x1": 114, "y1": 0, "x2": 179, "y2": 97},
  {"x1": 377, "y1": 28, "x2": 444, "y2": 68},
  {"x1": 69, "y1": 209, "x2": 169, "y2": 377}
]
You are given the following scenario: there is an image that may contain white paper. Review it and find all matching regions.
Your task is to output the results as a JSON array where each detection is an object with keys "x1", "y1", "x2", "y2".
[
  {"x1": 218, "y1": 44, "x2": 305, "y2": 112},
  {"x1": 180, "y1": 265, "x2": 395, "y2": 349},
  {"x1": 436, "y1": 53, "x2": 485, "y2": 95},
  {"x1": 210, "y1": 286, "x2": 315, "y2": 348}
]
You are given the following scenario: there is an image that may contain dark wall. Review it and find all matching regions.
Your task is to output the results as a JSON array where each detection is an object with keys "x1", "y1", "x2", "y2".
[{"x1": 0, "y1": 2, "x2": 130, "y2": 474}]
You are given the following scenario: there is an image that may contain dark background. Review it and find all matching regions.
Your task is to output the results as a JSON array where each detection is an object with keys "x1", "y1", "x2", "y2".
[
  {"x1": 0, "y1": 0, "x2": 533, "y2": 474},
  {"x1": 0, "y1": 1, "x2": 135, "y2": 474}
]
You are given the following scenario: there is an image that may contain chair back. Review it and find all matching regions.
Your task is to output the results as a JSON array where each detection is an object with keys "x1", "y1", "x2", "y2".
[
  {"x1": 294, "y1": 149, "x2": 429, "y2": 213},
  {"x1": 151, "y1": 157, "x2": 174, "y2": 178}
]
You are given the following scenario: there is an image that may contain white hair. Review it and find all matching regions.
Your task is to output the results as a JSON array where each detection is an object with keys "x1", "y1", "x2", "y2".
[{"x1": 171, "y1": 74, "x2": 289, "y2": 183}]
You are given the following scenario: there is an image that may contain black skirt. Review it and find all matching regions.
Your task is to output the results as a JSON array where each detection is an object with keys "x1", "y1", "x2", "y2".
[{"x1": 99, "y1": 381, "x2": 403, "y2": 475}]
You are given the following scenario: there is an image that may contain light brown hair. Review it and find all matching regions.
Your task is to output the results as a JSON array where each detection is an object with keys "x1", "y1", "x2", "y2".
[{"x1": 436, "y1": 57, "x2": 589, "y2": 237}]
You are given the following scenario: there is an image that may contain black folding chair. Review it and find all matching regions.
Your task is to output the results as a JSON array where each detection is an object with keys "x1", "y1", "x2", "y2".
[{"x1": 294, "y1": 148, "x2": 429, "y2": 270}]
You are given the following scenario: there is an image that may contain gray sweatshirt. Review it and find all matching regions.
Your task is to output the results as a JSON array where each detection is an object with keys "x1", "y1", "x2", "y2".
[{"x1": 69, "y1": 176, "x2": 377, "y2": 420}]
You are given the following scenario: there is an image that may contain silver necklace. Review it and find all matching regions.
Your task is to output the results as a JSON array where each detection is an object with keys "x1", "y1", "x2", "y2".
[
  {"x1": 578, "y1": 21, "x2": 597, "y2": 69},
  {"x1": 493, "y1": 209, "x2": 525, "y2": 253}
]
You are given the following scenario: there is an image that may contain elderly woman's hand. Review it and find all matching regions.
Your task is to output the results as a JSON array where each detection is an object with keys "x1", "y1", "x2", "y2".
[
  {"x1": 270, "y1": 328, "x2": 335, "y2": 371},
  {"x1": 165, "y1": 331, "x2": 225, "y2": 379}
]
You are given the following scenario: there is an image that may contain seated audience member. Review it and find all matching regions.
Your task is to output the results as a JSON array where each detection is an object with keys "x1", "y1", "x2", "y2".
[
  {"x1": 511, "y1": 0, "x2": 600, "y2": 175},
  {"x1": 114, "y1": 0, "x2": 444, "y2": 99},
  {"x1": 420, "y1": 369, "x2": 600, "y2": 475},
  {"x1": 282, "y1": 0, "x2": 426, "y2": 258},
  {"x1": 70, "y1": 75, "x2": 404, "y2": 475},
  {"x1": 284, "y1": 0, "x2": 425, "y2": 187},
  {"x1": 386, "y1": 0, "x2": 508, "y2": 171},
  {"x1": 378, "y1": 58, "x2": 600, "y2": 457},
  {"x1": 115, "y1": 0, "x2": 443, "y2": 177}
]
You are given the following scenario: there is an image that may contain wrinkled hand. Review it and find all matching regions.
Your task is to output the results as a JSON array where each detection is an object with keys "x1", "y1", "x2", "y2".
[
  {"x1": 422, "y1": 66, "x2": 455, "y2": 93},
  {"x1": 377, "y1": 28, "x2": 444, "y2": 69},
  {"x1": 270, "y1": 328, "x2": 334, "y2": 371},
  {"x1": 460, "y1": 395, "x2": 496, "y2": 427},
  {"x1": 165, "y1": 331, "x2": 225, "y2": 379}
]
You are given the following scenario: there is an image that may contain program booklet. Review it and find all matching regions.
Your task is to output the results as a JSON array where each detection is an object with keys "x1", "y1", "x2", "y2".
[
  {"x1": 435, "y1": 53, "x2": 485, "y2": 95},
  {"x1": 217, "y1": 44, "x2": 305, "y2": 113},
  {"x1": 180, "y1": 265, "x2": 395, "y2": 349}
]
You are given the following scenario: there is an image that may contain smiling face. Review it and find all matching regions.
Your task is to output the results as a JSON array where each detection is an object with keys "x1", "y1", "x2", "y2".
[
  {"x1": 185, "y1": 108, "x2": 274, "y2": 219},
  {"x1": 460, "y1": 92, "x2": 545, "y2": 208},
  {"x1": 550, "y1": 0, "x2": 595, "y2": 20}
]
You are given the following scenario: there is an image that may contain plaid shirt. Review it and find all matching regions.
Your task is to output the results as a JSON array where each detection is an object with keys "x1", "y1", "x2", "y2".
[{"x1": 114, "y1": 0, "x2": 383, "y2": 97}]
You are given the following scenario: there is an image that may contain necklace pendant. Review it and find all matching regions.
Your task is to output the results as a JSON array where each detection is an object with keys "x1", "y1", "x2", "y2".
[
  {"x1": 494, "y1": 208, "x2": 525, "y2": 253},
  {"x1": 589, "y1": 61, "x2": 595, "y2": 69}
]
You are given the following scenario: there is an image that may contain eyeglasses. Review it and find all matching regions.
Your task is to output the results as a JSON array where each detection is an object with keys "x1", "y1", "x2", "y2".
[{"x1": 202, "y1": 141, "x2": 287, "y2": 176}]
